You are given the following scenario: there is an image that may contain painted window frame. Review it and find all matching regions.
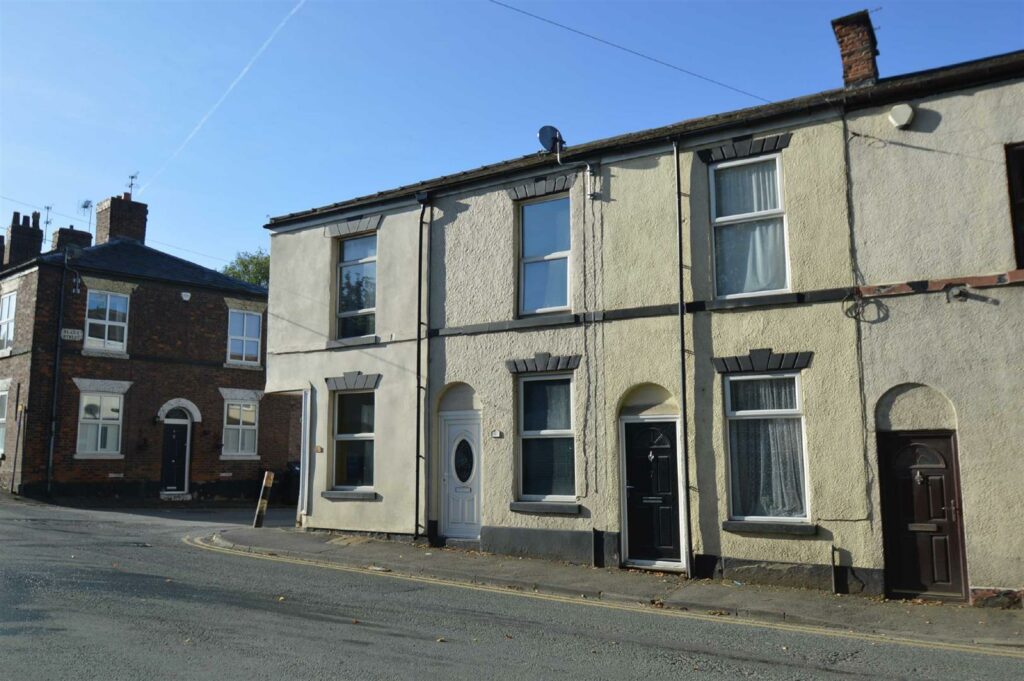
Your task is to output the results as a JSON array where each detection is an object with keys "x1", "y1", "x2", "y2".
[
  {"x1": 336, "y1": 233, "x2": 378, "y2": 340},
  {"x1": 75, "y1": 392, "x2": 124, "y2": 459},
  {"x1": 0, "y1": 390, "x2": 7, "y2": 455},
  {"x1": 518, "y1": 373, "x2": 576, "y2": 502},
  {"x1": 84, "y1": 290, "x2": 130, "y2": 352},
  {"x1": 723, "y1": 372, "x2": 810, "y2": 522},
  {"x1": 221, "y1": 400, "x2": 259, "y2": 459},
  {"x1": 333, "y1": 389, "x2": 374, "y2": 491},
  {"x1": 708, "y1": 153, "x2": 792, "y2": 300},
  {"x1": 226, "y1": 309, "x2": 262, "y2": 366},
  {"x1": 0, "y1": 291, "x2": 16, "y2": 351},
  {"x1": 518, "y1": 194, "x2": 572, "y2": 316}
]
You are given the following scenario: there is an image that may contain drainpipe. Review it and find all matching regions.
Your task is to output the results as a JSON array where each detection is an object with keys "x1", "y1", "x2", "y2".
[
  {"x1": 673, "y1": 140, "x2": 695, "y2": 574},
  {"x1": 413, "y1": 191, "x2": 431, "y2": 539},
  {"x1": 46, "y1": 255, "x2": 71, "y2": 495}
]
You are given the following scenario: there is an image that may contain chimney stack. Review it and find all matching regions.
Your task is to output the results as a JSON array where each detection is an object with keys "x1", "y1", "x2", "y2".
[
  {"x1": 95, "y1": 192, "x2": 148, "y2": 245},
  {"x1": 832, "y1": 10, "x2": 879, "y2": 87},
  {"x1": 5, "y1": 210, "x2": 44, "y2": 268},
  {"x1": 52, "y1": 225, "x2": 93, "y2": 253}
]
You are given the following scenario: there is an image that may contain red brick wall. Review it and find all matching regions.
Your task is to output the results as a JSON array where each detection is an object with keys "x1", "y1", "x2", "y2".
[
  {"x1": 0, "y1": 268, "x2": 40, "y2": 493},
  {"x1": 7, "y1": 263, "x2": 300, "y2": 499}
]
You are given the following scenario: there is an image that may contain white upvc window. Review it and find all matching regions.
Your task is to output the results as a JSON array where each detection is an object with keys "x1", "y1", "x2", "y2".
[
  {"x1": 76, "y1": 393, "x2": 123, "y2": 457},
  {"x1": 337, "y1": 234, "x2": 377, "y2": 339},
  {"x1": 710, "y1": 154, "x2": 790, "y2": 299},
  {"x1": 0, "y1": 292, "x2": 16, "y2": 350},
  {"x1": 227, "y1": 310, "x2": 261, "y2": 365},
  {"x1": 519, "y1": 374, "x2": 575, "y2": 501},
  {"x1": 519, "y1": 195, "x2": 571, "y2": 315},
  {"x1": 85, "y1": 291, "x2": 129, "y2": 351},
  {"x1": 724, "y1": 373, "x2": 808, "y2": 521},
  {"x1": 0, "y1": 391, "x2": 7, "y2": 455},
  {"x1": 334, "y1": 391, "x2": 374, "y2": 489},
  {"x1": 222, "y1": 400, "x2": 258, "y2": 457}
]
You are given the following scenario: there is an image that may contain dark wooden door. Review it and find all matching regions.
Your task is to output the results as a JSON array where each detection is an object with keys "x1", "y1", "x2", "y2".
[
  {"x1": 624, "y1": 422, "x2": 680, "y2": 562},
  {"x1": 879, "y1": 431, "x2": 966, "y2": 600},
  {"x1": 161, "y1": 423, "x2": 189, "y2": 492}
]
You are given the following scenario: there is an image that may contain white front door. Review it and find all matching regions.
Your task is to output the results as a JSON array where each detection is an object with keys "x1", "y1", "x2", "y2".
[{"x1": 441, "y1": 412, "x2": 482, "y2": 540}]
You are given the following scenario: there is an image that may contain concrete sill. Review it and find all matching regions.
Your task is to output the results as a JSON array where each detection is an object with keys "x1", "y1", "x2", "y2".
[
  {"x1": 73, "y1": 453, "x2": 125, "y2": 460},
  {"x1": 223, "y1": 362, "x2": 263, "y2": 371},
  {"x1": 81, "y1": 348, "x2": 130, "y2": 360},
  {"x1": 722, "y1": 520, "x2": 818, "y2": 536},
  {"x1": 321, "y1": 490, "x2": 379, "y2": 502},
  {"x1": 220, "y1": 455, "x2": 260, "y2": 461},
  {"x1": 0, "y1": 348, "x2": 12, "y2": 359},
  {"x1": 326, "y1": 335, "x2": 380, "y2": 350},
  {"x1": 510, "y1": 501, "x2": 581, "y2": 516}
]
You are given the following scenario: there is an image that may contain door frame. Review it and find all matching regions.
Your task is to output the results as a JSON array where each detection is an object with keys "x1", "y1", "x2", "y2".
[
  {"x1": 618, "y1": 414, "x2": 689, "y2": 574},
  {"x1": 878, "y1": 428, "x2": 969, "y2": 601},
  {"x1": 439, "y1": 410, "x2": 482, "y2": 540},
  {"x1": 161, "y1": 415, "x2": 192, "y2": 495}
]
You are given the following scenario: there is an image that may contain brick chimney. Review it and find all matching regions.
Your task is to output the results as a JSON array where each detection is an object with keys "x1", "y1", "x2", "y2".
[
  {"x1": 96, "y1": 192, "x2": 148, "y2": 244},
  {"x1": 52, "y1": 225, "x2": 93, "y2": 253},
  {"x1": 832, "y1": 10, "x2": 879, "y2": 87},
  {"x1": 5, "y1": 211, "x2": 44, "y2": 268}
]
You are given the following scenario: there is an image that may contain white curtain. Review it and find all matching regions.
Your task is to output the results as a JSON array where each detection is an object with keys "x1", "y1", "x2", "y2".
[
  {"x1": 729, "y1": 379, "x2": 805, "y2": 518},
  {"x1": 715, "y1": 218, "x2": 786, "y2": 295},
  {"x1": 715, "y1": 160, "x2": 778, "y2": 218}
]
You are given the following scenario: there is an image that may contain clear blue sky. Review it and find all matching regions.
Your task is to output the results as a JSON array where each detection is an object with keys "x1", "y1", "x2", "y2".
[{"x1": 1, "y1": 0, "x2": 1021, "y2": 270}]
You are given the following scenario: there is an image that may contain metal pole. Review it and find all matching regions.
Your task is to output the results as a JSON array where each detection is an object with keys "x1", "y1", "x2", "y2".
[{"x1": 673, "y1": 140, "x2": 695, "y2": 575}]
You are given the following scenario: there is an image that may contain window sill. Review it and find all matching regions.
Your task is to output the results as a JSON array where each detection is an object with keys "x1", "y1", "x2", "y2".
[
  {"x1": 321, "y1": 490, "x2": 379, "y2": 501},
  {"x1": 223, "y1": 362, "x2": 263, "y2": 371},
  {"x1": 326, "y1": 335, "x2": 380, "y2": 350},
  {"x1": 220, "y1": 454, "x2": 260, "y2": 461},
  {"x1": 0, "y1": 347, "x2": 11, "y2": 359},
  {"x1": 722, "y1": 520, "x2": 817, "y2": 536},
  {"x1": 510, "y1": 501, "x2": 581, "y2": 515},
  {"x1": 81, "y1": 348, "x2": 130, "y2": 360},
  {"x1": 73, "y1": 452, "x2": 124, "y2": 460}
]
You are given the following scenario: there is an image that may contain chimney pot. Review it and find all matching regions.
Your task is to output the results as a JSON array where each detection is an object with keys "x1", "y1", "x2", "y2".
[
  {"x1": 10, "y1": 212, "x2": 20, "y2": 228},
  {"x1": 5, "y1": 209, "x2": 44, "y2": 268},
  {"x1": 831, "y1": 10, "x2": 879, "y2": 87},
  {"x1": 31, "y1": 211, "x2": 40, "y2": 229}
]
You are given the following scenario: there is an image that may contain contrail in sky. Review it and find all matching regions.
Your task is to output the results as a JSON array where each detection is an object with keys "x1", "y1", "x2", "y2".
[{"x1": 140, "y1": 0, "x2": 307, "y2": 195}]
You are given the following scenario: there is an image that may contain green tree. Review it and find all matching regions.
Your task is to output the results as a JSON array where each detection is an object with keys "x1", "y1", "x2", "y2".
[{"x1": 222, "y1": 248, "x2": 270, "y2": 288}]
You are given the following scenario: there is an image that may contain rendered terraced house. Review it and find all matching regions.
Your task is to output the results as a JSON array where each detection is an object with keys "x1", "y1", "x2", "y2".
[
  {"x1": 0, "y1": 193, "x2": 301, "y2": 499},
  {"x1": 265, "y1": 11, "x2": 1023, "y2": 606}
]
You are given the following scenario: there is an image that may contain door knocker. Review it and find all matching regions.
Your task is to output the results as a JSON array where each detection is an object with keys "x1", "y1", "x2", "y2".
[
  {"x1": 913, "y1": 469, "x2": 924, "y2": 486},
  {"x1": 648, "y1": 452, "x2": 655, "y2": 463}
]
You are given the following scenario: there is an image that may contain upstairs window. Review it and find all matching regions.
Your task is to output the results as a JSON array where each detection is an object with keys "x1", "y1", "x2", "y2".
[
  {"x1": 710, "y1": 156, "x2": 789, "y2": 298},
  {"x1": 520, "y1": 196, "x2": 570, "y2": 314},
  {"x1": 85, "y1": 291, "x2": 129, "y2": 352},
  {"x1": 0, "y1": 291, "x2": 16, "y2": 350},
  {"x1": 725, "y1": 374, "x2": 807, "y2": 520},
  {"x1": 519, "y1": 375, "x2": 575, "y2": 500},
  {"x1": 227, "y1": 310, "x2": 261, "y2": 365},
  {"x1": 334, "y1": 392, "x2": 374, "y2": 489},
  {"x1": 76, "y1": 393, "x2": 122, "y2": 456},
  {"x1": 337, "y1": 234, "x2": 377, "y2": 339},
  {"x1": 1007, "y1": 142, "x2": 1024, "y2": 269}
]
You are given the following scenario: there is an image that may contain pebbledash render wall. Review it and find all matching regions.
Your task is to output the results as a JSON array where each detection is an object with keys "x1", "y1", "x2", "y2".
[
  {"x1": 265, "y1": 206, "x2": 424, "y2": 534},
  {"x1": 847, "y1": 79, "x2": 1024, "y2": 599},
  {"x1": 428, "y1": 151, "x2": 682, "y2": 564}
]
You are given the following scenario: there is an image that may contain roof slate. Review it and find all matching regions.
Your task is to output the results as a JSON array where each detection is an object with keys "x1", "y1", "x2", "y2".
[{"x1": 30, "y1": 239, "x2": 266, "y2": 296}]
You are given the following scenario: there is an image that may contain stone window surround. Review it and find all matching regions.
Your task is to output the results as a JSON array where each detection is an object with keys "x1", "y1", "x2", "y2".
[
  {"x1": 72, "y1": 378, "x2": 132, "y2": 460},
  {"x1": 322, "y1": 372, "x2": 382, "y2": 500},
  {"x1": 220, "y1": 390, "x2": 261, "y2": 461}
]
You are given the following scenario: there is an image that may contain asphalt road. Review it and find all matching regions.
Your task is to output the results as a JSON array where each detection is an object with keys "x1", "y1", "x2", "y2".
[{"x1": 0, "y1": 497, "x2": 1019, "y2": 680}]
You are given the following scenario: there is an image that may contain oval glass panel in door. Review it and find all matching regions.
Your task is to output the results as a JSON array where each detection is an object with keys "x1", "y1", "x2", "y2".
[{"x1": 454, "y1": 439, "x2": 474, "y2": 483}]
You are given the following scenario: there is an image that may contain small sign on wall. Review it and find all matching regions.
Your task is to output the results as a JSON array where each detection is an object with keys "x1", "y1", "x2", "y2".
[{"x1": 60, "y1": 328, "x2": 83, "y2": 342}]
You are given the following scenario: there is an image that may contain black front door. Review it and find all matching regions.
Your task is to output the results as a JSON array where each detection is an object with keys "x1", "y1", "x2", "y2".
[
  {"x1": 161, "y1": 423, "x2": 189, "y2": 492},
  {"x1": 624, "y1": 422, "x2": 680, "y2": 562},
  {"x1": 879, "y1": 431, "x2": 967, "y2": 600}
]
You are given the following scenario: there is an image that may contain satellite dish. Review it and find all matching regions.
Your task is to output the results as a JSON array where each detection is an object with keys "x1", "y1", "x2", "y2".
[{"x1": 537, "y1": 125, "x2": 565, "y2": 155}]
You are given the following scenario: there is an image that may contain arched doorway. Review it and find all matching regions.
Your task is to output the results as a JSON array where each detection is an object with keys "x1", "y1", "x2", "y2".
[
  {"x1": 437, "y1": 383, "x2": 482, "y2": 540},
  {"x1": 876, "y1": 383, "x2": 966, "y2": 600},
  {"x1": 617, "y1": 383, "x2": 686, "y2": 571},
  {"x1": 157, "y1": 399, "x2": 201, "y2": 495}
]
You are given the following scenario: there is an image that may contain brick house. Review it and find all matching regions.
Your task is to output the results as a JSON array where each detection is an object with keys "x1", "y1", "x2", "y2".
[{"x1": 0, "y1": 193, "x2": 300, "y2": 499}]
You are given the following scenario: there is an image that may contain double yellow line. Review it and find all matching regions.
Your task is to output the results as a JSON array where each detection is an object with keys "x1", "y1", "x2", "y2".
[{"x1": 183, "y1": 534, "x2": 1024, "y2": 660}]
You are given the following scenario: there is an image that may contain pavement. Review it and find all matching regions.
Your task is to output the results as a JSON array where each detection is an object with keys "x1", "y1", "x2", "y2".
[{"x1": 202, "y1": 523, "x2": 1024, "y2": 650}]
